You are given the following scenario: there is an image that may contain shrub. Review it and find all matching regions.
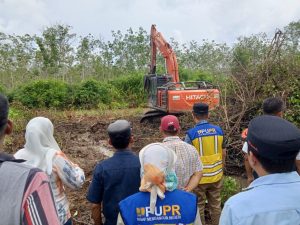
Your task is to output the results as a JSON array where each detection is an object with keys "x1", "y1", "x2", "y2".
[
  {"x1": 0, "y1": 84, "x2": 5, "y2": 94},
  {"x1": 12, "y1": 80, "x2": 72, "y2": 109},
  {"x1": 109, "y1": 73, "x2": 146, "y2": 107},
  {"x1": 179, "y1": 68, "x2": 214, "y2": 83},
  {"x1": 286, "y1": 91, "x2": 300, "y2": 126},
  {"x1": 74, "y1": 79, "x2": 117, "y2": 109},
  {"x1": 221, "y1": 176, "x2": 240, "y2": 206}
]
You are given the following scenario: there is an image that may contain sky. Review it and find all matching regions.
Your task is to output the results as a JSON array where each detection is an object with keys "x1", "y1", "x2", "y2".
[{"x1": 0, "y1": 0, "x2": 300, "y2": 44}]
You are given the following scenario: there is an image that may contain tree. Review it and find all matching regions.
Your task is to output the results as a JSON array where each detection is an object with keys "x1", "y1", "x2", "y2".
[{"x1": 35, "y1": 24, "x2": 76, "y2": 81}]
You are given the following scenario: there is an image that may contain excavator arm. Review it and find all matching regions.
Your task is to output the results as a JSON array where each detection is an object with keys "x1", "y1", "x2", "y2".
[{"x1": 150, "y1": 25, "x2": 180, "y2": 83}]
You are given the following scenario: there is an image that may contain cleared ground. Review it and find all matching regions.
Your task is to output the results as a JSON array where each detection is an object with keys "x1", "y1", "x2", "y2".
[{"x1": 4, "y1": 108, "x2": 246, "y2": 225}]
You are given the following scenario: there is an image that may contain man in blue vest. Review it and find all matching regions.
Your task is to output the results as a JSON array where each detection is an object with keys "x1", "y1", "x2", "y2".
[
  {"x1": 220, "y1": 115, "x2": 300, "y2": 225},
  {"x1": 117, "y1": 143, "x2": 202, "y2": 225},
  {"x1": 185, "y1": 103, "x2": 226, "y2": 225}
]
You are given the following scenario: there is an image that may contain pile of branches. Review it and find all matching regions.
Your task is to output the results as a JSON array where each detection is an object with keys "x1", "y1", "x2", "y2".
[{"x1": 213, "y1": 30, "x2": 299, "y2": 176}]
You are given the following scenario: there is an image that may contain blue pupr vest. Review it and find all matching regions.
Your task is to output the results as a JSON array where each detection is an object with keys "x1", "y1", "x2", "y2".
[{"x1": 119, "y1": 189, "x2": 197, "y2": 225}]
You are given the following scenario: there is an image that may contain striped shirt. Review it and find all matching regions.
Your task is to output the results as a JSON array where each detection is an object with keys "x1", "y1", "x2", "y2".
[
  {"x1": 162, "y1": 136, "x2": 203, "y2": 189},
  {"x1": 0, "y1": 152, "x2": 60, "y2": 225},
  {"x1": 50, "y1": 152, "x2": 85, "y2": 224},
  {"x1": 22, "y1": 170, "x2": 61, "y2": 225}
]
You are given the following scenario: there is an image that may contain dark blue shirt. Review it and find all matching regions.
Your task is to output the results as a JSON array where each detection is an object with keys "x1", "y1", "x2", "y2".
[{"x1": 87, "y1": 149, "x2": 141, "y2": 225}]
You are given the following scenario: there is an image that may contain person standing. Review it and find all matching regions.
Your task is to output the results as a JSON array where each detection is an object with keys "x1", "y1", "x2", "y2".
[
  {"x1": 0, "y1": 94, "x2": 60, "y2": 225},
  {"x1": 15, "y1": 117, "x2": 85, "y2": 225},
  {"x1": 160, "y1": 115, "x2": 203, "y2": 191},
  {"x1": 117, "y1": 143, "x2": 202, "y2": 225},
  {"x1": 241, "y1": 97, "x2": 300, "y2": 183},
  {"x1": 87, "y1": 120, "x2": 141, "y2": 225},
  {"x1": 220, "y1": 115, "x2": 300, "y2": 225},
  {"x1": 185, "y1": 103, "x2": 226, "y2": 225}
]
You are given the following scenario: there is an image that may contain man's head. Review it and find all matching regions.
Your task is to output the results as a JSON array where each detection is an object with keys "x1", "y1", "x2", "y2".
[
  {"x1": 0, "y1": 94, "x2": 12, "y2": 141},
  {"x1": 247, "y1": 115, "x2": 300, "y2": 175},
  {"x1": 160, "y1": 115, "x2": 180, "y2": 136},
  {"x1": 262, "y1": 97, "x2": 284, "y2": 117},
  {"x1": 107, "y1": 120, "x2": 132, "y2": 150},
  {"x1": 192, "y1": 103, "x2": 209, "y2": 122}
]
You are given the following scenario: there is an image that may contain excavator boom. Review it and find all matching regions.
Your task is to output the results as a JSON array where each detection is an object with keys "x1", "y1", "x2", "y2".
[{"x1": 150, "y1": 25, "x2": 179, "y2": 83}]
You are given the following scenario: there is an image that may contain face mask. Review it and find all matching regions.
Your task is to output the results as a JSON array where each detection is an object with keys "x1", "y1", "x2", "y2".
[{"x1": 165, "y1": 170, "x2": 178, "y2": 191}]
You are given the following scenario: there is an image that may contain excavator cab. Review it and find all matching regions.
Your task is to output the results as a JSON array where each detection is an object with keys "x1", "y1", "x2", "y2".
[{"x1": 144, "y1": 74, "x2": 172, "y2": 108}]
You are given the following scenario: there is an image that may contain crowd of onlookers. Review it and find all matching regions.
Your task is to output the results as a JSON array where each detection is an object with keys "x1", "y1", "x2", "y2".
[{"x1": 0, "y1": 93, "x2": 300, "y2": 225}]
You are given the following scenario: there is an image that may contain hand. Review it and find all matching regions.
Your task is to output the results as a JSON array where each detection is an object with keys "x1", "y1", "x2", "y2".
[{"x1": 183, "y1": 186, "x2": 191, "y2": 192}]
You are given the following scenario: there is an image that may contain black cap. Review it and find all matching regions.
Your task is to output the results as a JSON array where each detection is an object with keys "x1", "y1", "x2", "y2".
[
  {"x1": 107, "y1": 120, "x2": 131, "y2": 139},
  {"x1": 193, "y1": 103, "x2": 209, "y2": 114},
  {"x1": 247, "y1": 115, "x2": 300, "y2": 160}
]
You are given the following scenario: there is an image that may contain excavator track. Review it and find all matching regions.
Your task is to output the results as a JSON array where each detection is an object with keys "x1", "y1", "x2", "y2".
[{"x1": 140, "y1": 110, "x2": 183, "y2": 123}]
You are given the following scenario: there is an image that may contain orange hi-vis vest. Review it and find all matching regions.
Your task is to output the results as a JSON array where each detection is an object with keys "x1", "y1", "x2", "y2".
[{"x1": 186, "y1": 121, "x2": 224, "y2": 184}]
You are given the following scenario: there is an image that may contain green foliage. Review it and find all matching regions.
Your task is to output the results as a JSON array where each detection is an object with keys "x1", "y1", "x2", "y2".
[
  {"x1": 8, "y1": 107, "x2": 20, "y2": 120},
  {"x1": 285, "y1": 80, "x2": 300, "y2": 126},
  {"x1": 109, "y1": 72, "x2": 146, "y2": 107},
  {"x1": 6, "y1": 104, "x2": 36, "y2": 133},
  {"x1": 35, "y1": 24, "x2": 75, "y2": 76},
  {"x1": 74, "y1": 79, "x2": 114, "y2": 108},
  {"x1": 232, "y1": 34, "x2": 268, "y2": 73},
  {"x1": 179, "y1": 68, "x2": 214, "y2": 82},
  {"x1": 221, "y1": 176, "x2": 240, "y2": 205},
  {"x1": 9, "y1": 75, "x2": 147, "y2": 110},
  {"x1": 0, "y1": 84, "x2": 5, "y2": 94},
  {"x1": 12, "y1": 80, "x2": 72, "y2": 109}
]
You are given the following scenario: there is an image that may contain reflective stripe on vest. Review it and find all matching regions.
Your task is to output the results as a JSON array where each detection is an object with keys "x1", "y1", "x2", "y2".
[
  {"x1": 119, "y1": 190, "x2": 197, "y2": 225},
  {"x1": 187, "y1": 123, "x2": 224, "y2": 184}
]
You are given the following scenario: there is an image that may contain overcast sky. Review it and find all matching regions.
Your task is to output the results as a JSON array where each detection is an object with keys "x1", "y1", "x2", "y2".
[{"x1": 0, "y1": 0, "x2": 300, "y2": 44}]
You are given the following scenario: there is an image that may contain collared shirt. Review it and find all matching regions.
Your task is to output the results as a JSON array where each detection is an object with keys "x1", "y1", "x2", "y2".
[
  {"x1": 185, "y1": 120, "x2": 209, "y2": 144},
  {"x1": 220, "y1": 172, "x2": 300, "y2": 225},
  {"x1": 297, "y1": 152, "x2": 300, "y2": 160},
  {"x1": 162, "y1": 136, "x2": 203, "y2": 189},
  {"x1": 185, "y1": 120, "x2": 226, "y2": 149},
  {"x1": 0, "y1": 152, "x2": 60, "y2": 225},
  {"x1": 50, "y1": 151, "x2": 85, "y2": 224},
  {"x1": 87, "y1": 149, "x2": 141, "y2": 225},
  {"x1": 242, "y1": 142, "x2": 248, "y2": 153}
]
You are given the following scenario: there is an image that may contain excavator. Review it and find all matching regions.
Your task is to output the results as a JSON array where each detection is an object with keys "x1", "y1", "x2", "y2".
[{"x1": 142, "y1": 25, "x2": 220, "y2": 122}]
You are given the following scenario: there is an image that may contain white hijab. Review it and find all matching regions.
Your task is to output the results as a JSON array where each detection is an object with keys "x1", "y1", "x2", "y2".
[
  {"x1": 139, "y1": 143, "x2": 177, "y2": 213},
  {"x1": 139, "y1": 143, "x2": 177, "y2": 175},
  {"x1": 14, "y1": 117, "x2": 61, "y2": 175}
]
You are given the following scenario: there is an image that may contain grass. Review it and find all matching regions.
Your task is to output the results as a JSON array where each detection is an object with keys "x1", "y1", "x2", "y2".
[
  {"x1": 8, "y1": 104, "x2": 146, "y2": 132},
  {"x1": 221, "y1": 176, "x2": 241, "y2": 205}
]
